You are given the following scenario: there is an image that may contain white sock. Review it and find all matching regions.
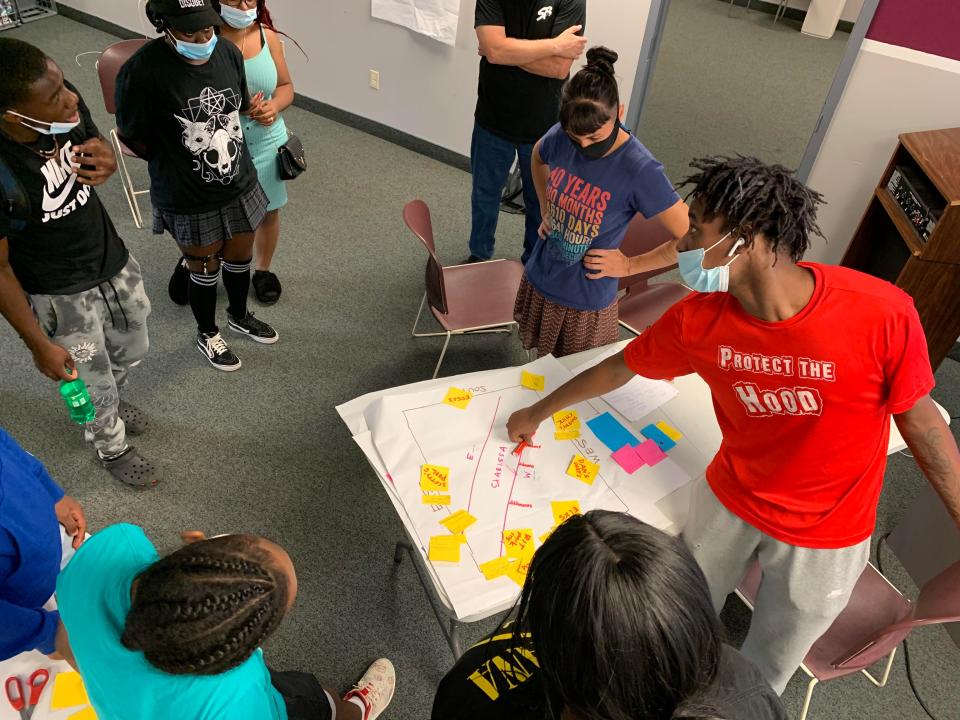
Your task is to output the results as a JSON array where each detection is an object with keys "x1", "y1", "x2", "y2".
[{"x1": 347, "y1": 695, "x2": 367, "y2": 719}]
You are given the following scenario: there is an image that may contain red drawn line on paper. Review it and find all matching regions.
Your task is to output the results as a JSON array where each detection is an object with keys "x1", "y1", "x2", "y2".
[
  {"x1": 467, "y1": 395, "x2": 502, "y2": 513},
  {"x1": 500, "y1": 452, "x2": 524, "y2": 555}
]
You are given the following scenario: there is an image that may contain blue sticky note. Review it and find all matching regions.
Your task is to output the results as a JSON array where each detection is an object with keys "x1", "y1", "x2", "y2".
[
  {"x1": 586, "y1": 412, "x2": 641, "y2": 453},
  {"x1": 641, "y1": 424, "x2": 677, "y2": 451}
]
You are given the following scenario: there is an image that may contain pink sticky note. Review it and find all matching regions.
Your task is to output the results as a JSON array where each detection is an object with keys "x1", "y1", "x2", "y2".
[
  {"x1": 635, "y1": 439, "x2": 668, "y2": 466},
  {"x1": 612, "y1": 445, "x2": 644, "y2": 474}
]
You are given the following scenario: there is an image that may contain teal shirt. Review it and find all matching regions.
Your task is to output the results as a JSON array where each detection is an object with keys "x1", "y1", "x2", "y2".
[{"x1": 56, "y1": 524, "x2": 287, "y2": 720}]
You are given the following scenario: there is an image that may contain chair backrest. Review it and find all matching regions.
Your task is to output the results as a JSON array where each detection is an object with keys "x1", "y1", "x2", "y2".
[
  {"x1": 97, "y1": 39, "x2": 149, "y2": 115},
  {"x1": 617, "y1": 212, "x2": 680, "y2": 292},
  {"x1": 403, "y1": 200, "x2": 448, "y2": 315}
]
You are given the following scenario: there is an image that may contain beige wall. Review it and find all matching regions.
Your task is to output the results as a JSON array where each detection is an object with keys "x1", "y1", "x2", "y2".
[{"x1": 804, "y1": 40, "x2": 960, "y2": 265}]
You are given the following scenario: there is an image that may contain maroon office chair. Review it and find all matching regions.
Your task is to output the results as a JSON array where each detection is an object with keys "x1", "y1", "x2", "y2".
[
  {"x1": 96, "y1": 39, "x2": 150, "y2": 228},
  {"x1": 736, "y1": 559, "x2": 960, "y2": 720},
  {"x1": 403, "y1": 200, "x2": 523, "y2": 379},
  {"x1": 616, "y1": 213, "x2": 690, "y2": 335}
]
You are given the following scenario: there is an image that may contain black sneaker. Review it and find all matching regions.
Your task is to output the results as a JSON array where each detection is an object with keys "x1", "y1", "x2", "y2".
[
  {"x1": 227, "y1": 311, "x2": 279, "y2": 344},
  {"x1": 462, "y1": 255, "x2": 486, "y2": 264},
  {"x1": 168, "y1": 259, "x2": 189, "y2": 306},
  {"x1": 252, "y1": 270, "x2": 282, "y2": 304},
  {"x1": 196, "y1": 331, "x2": 242, "y2": 371}
]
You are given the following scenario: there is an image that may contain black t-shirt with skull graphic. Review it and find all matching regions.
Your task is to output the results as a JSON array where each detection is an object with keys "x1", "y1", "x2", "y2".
[{"x1": 115, "y1": 37, "x2": 257, "y2": 213}]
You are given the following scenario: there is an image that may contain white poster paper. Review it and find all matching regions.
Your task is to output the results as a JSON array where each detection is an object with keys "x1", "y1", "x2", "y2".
[{"x1": 371, "y1": 0, "x2": 460, "y2": 46}]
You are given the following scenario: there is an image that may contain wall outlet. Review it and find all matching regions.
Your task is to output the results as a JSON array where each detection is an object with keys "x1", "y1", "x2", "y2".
[{"x1": 369, "y1": 69, "x2": 380, "y2": 90}]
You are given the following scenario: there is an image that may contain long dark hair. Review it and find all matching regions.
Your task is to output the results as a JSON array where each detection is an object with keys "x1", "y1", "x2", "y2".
[
  {"x1": 514, "y1": 511, "x2": 724, "y2": 720},
  {"x1": 560, "y1": 46, "x2": 620, "y2": 136},
  {"x1": 121, "y1": 534, "x2": 290, "y2": 675}
]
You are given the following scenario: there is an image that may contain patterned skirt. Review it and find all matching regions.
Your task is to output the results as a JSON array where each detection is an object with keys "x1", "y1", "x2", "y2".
[
  {"x1": 152, "y1": 182, "x2": 269, "y2": 248},
  {"x1": 514, "y1": 275, "x2": 620, "y2": 358}
]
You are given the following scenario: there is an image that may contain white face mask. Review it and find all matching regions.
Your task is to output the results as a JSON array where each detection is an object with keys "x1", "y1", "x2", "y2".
[
  {"x1": 220, "y1": 4, "x2": 258, "y2": 28},
  {"x1": 5, "y1": 110, "x2": 80, "y2": 136}
]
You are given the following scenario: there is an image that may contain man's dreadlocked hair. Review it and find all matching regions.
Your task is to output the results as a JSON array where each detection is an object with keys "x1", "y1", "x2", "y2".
[
  {"x1": 122, "y1": 534, "x2": 290, "y2": 675},
  {"x1": 680, "y1": 155, "x2": 825, "y2": 262}
]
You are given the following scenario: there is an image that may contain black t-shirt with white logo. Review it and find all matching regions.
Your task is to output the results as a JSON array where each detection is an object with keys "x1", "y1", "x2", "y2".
[
  {"x1": 115, "y1": 37, "x2": 256, "y2": 213},
  {"x1": 431, "y1": 624, "x2": 789, "y2": 720},
  {"x1": 0, "y1": 82, "x2": 128, "y2": 295},
  {"x1": 474, "y1": 0, "x2": 586, "y2": 145}
]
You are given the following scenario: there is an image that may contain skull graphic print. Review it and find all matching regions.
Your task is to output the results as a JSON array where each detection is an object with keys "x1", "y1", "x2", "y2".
[{"x1": 175, "y1": 87, "x2": 245, "y2": 185}]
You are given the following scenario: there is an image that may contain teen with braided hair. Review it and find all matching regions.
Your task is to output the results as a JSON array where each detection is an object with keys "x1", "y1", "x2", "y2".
[
  {"x1": 508, "y1": 155, "x2": 960, "y2": 695},
  {"x1": 55, "y1": 525, "x2": 396, "y2": 720},
  {"x1": 517, "y1": 46, "x2": 688, "y2": 358}
]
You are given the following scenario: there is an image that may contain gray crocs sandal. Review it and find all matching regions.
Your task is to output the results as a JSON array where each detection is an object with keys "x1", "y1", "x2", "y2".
[
  {"x1": 98, "y1": 446, "x2": 160, "y2": 489},
  {"x1": 118, "y1": 400, "x2": 149, "y2": 435}
]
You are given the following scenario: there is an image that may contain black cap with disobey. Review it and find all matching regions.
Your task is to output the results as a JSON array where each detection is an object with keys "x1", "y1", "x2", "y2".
[{"x1": 150, "y1": 0, "x2": 222, "y2": 33}]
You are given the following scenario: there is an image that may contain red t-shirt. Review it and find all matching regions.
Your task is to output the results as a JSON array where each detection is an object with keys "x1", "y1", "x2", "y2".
[{"x1": 624, "y1": 263, "x2": 935, "y2": 549}]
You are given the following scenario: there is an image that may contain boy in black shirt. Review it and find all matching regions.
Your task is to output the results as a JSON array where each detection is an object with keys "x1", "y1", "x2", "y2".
[
  {"x1": 469, "y1": 0, "x2": 587, "y2": 263},
  {"x1": 0, "y1": 38, "x2": 158, "y2": 488},
  {"x1": 432, "y1": 512, "x2": 788, "y2": 720}
]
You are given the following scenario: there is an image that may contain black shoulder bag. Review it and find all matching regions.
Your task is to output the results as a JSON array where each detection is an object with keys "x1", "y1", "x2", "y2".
[{"x1": 278, "y1": 132, "x2": 306, "y2": 180}]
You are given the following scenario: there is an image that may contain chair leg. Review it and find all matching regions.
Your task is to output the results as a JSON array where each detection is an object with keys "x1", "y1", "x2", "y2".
[
  {"x1": 798, "y1": 677, "x2": 819, "y2": 720},
  {"x1": 111, "y1": 130, "x2": 142, "y2": 229},
  {"x1": 433, "y1": 332, "x2": 451, "y2": 379},
  {"x1": 862, "y1": 647, "x2": 897, "y2": 688}
]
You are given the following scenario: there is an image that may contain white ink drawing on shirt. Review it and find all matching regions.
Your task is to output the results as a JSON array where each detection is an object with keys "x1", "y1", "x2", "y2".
[
  {"x1": 175, "y1": 87, "x2": 244, "y2": 185},
  {"x1": 40, "y1": 140, "x2": 93, "y2": 224},
  {"x1": 537, "y1": 6, "x2": 553, "y2": 21}
]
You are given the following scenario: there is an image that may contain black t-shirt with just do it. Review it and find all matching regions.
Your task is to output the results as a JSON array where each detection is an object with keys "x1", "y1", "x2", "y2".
[
  {"x1": 0, "y1": 81, "x2": 128, "y2": 295},
  {"x1": 431, "y1": 623, "x2": 789, "y2": 720},
  {"x1": 475, "y1": 0, "x2": 587, "y2": 145},
  {"x1": 115, "y1": 37, "x2": 256, "y2": 214}
]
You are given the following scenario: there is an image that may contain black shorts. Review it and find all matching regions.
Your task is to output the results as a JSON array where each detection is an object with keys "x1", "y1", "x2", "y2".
[{"x1": 270, "y1": 669, "x2": 334, "y2": 720}]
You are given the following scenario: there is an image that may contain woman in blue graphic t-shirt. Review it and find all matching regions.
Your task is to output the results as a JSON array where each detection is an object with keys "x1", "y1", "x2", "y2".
[{"x1": 516, "y1": 46, "x2": 689, "y2": 358}]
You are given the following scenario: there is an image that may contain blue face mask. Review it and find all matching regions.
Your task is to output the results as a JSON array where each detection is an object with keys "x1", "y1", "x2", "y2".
[
  {"x1": 168, "y1": 31, "x2": 218, "y2": 61},
  {"x1": 5, "y1": 110, "x2": 80, "y2": 136},
  {"x1": 220, "y1": 5, "x2": 257, "y2": 28},
  {"x1": 678, "y1": 232, "x2": 745, "y2": 293}
]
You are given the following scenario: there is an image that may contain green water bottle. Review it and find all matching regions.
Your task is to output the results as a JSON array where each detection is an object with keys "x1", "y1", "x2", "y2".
[{"x1": 59, "y1": 378, "x2": 96, "y2": 425}]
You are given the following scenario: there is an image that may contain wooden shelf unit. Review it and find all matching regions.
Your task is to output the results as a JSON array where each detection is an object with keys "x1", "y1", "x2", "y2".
[{"x1": 841, "y1": 127, "x2": 960, "y2": 371}]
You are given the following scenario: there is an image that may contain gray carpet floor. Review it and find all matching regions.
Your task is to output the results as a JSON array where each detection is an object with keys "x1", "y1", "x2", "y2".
[
  {"x1": 2, "y1": 14, "x2": 959, "y2": 720},
  {"x1": 639, "y1": 0, "x2": 850, "y2": 182}
]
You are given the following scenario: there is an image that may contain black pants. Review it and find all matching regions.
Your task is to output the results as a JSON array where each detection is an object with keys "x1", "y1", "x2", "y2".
[{"x1": 270, "y1": 669, "x2": 333, "y2": 720}]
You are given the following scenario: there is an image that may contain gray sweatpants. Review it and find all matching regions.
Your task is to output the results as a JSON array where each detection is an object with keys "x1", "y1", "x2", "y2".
[
  {"x1": 682, "y1": 477, "x2": 870, "y2": 695},
  {"x1": 29, "y1": 255, "x2": 151, "y2": 456}
]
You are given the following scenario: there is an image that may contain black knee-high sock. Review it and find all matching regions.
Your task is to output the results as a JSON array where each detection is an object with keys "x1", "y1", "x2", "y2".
[
  {"x1": 189, "y1": 270, "x2": 219, "y2": 335},
  {"x1": 221, "y1": 258, "x2": 251, "y2": 319}
]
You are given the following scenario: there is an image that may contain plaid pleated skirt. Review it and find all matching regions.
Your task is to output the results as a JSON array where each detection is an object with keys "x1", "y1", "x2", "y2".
[
  {"x1": 514, "y1": 275, "x2": 620, "y2": 358},
  {"x1": 152, "y1": 182, "x2": 269, "y2": 248}
]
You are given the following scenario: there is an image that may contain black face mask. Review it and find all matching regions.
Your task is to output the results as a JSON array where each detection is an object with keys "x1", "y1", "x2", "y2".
[{"x1": 571, "y1": 120, "x2": 620, "y2": 160}]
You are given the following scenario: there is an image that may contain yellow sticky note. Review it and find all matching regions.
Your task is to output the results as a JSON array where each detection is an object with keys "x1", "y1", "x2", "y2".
[
  {"x1": 567, "y1": 454, "x2": 599, "y2": 485},
  {"x1": 443, "y1": 387, "x2": 473, "y2": 409},
  {"x1": 440, "y1": 509, "x2": 477, "y2": 534},
  {"x1": 67, "y1": 709, "x2": 98, "y2": 720},
  {"x1": 554, "y1": 429, "x2": 581, "y2": 441},
  {"x1": 51, "y1": 672, "x2": 89, "y2": 710},
  {"x1": 552, "y1": 409, "x2": 580, "y2": 432},
  {"x1": 422, "y1": 494, "x2": 451, "y2": 505},
  {"x1": 539, "y1": 527, "x2": 555, "y2": 544},
  {"x1": 551, "y1": 500, "x2": 582, "y2": 526},
  {"x1": 478, "y1": 556, "x2": 513, "y2": 580},
  {"x1": 507, "y1": 545, "x2": 535, "y2": 587},
  {"x1": 656, "y1": 421, "x2": 683, "y2": 442},
  {"x1": 428, "y1": 535, "x2": 463, "y2": 563},
  {"x1": 420, "y1": 464, "x2": 450, "y2": 492},
  {"x1": 503, "y1": 528, "x2": 535, "y2": 559},
  {"x1": 520, "y1": 370, "x2": 545, "y2": 391}
]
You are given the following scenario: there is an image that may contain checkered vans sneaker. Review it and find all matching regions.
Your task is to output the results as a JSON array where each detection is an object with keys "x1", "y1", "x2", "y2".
[{"x1": 343, "y1": 658, "x2": 395, "y2": 720}]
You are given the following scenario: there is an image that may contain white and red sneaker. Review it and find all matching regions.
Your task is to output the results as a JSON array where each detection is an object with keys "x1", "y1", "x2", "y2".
[{"x1": 343, "y1": 658, "x2": 396, "y2": 720}]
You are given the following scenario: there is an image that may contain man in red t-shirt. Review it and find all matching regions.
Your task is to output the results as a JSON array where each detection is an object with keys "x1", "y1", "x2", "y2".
[{"x1": 507, "y1": 156, "x2": 960, "y2": 694}]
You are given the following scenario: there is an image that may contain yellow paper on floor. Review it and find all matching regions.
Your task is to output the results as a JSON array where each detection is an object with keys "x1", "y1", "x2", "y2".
[
  {"x1": 656, "y1": 421, "x2": 683, "y2": 442},
  {"x1": 520, "y1": 370, "x2": 545, "y2": 391},
  {"x1": 552, "y1": 409, "x2": 580, "y2": 432},
  {"x1": 554, "y1": 428, "x2": 581, "y2": 441},
  {"x1": 443, "y1": 387, "x2": 473, "y2": 409},
  {"x1": 422, "y1": 494, "x2": 451, "y2": 505},
  {"x1": 67, "y1": 708, "x2": 98, "y2": 720},
  {"x1": 419, "y1": 464, "x2": 450, "y2": 492},
  {"x1": 428, "y1": 535, "x2": 463, "y2": 563},
  {"x1": 478, "y1": 556, "x2": 513, "y2": 580},
  {"x1": 502, "y1": 528, "x2": 534, "y2": 559},
  {"x1": 566, "y1": 454, "x2": 599, "y2": 485},
  {"x1": 440, "y1": 509, "x2": 477, "y2": 534},
  {"x1": 51, "y1": 672, "x2": 90, "y2": 710},
  {"x1": 551, "y1": 500, "x2": 582, "y2": 526}
]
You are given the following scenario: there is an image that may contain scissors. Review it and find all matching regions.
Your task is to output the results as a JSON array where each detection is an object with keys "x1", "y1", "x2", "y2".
[{"x1": 4, "y1": 669, "x2": 49, "y2": 720}]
